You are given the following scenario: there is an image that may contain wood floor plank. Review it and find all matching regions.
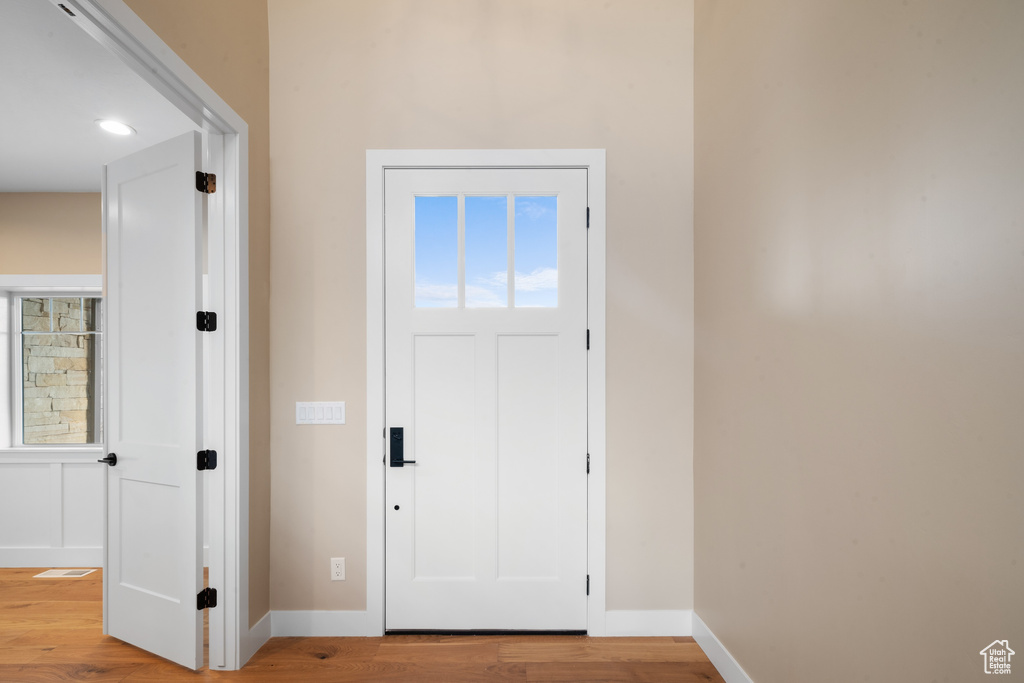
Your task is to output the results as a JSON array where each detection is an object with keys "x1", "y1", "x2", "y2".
[
  {"x1": 0, "y1": 568, "x2": 64, "y2": 580},
  {"x1": 0, "y1": 601, "x2": 101, "y2": 617},
  {"x1": 0, "y1": 614, "x2": 102, "y2": 630},
  {"x1": 0, "y1": 646, "x2": 52, "y2": 664},
  {"x1": 123, "y1": 660, "x2": 528, "y2": 682},
  {"x1": 0, "y1": 600, "x2": 104, "y2": 631},
  {"x1": 6, "y1": 629, "x2": 118, "y2": 648},
  {"x1": 501, "y1": 638, "x2": 708, "y2": 662},
  {"x1": 526, "y1": 661, "x2": 725, "y2": 682},
  {"x1": 245, "y1": 636, "x2": 381, "y2": 664},
  {"x1": 0, "y1": 581, "x2": 103, "y2": 602},
  {"x1": 34, "y1": 643, "x2": 172, "y2": 665},
  {"x1": 0, "y1": 662, "x2": 145, "y2": 682},
  {"x1": 0, "y1": 629, "x2": 30, "y2": 646},
  {"x1": 375, "y1": 638, "x2": 501, "y2": 663}
]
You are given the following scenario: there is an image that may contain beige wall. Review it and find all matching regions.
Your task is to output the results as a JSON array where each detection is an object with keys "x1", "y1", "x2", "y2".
[
  {"x1": 268, "y1": 0, "x2": 694, "y2": 612},
  {"x1": 123, "y1": 0, "x2": 272, "y2": 626},
  {"x1": 694, "y1": 1, "x2": 1024, "y2": 681},
  {"x1": 0, "y1": 194, "x2": 100, "y2": 274}
]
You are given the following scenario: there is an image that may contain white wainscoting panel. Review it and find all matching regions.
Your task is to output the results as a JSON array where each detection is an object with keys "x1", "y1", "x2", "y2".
[
  {"x1": 0, "y1": 455, "x2": 104, "y2": 567},
  {"x1": 0, "y1": 463, "x2": 51, "y2": 548},
  {"x1": 62, "y1": 463, "x2": 104, "y2": 548}
]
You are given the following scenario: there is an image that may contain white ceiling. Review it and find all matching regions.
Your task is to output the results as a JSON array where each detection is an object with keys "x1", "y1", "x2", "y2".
[{"x1": 0, "y1": 0, "x2": 199, "y2": 192}]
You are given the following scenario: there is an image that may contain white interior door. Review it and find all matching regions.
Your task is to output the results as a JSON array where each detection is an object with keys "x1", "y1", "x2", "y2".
[
  {"x1": 104, "y1": 131, "x2": 205, "y2": 669},
  {"x1": 384, "y1": 168, "x2": 589, "y2": 631}
]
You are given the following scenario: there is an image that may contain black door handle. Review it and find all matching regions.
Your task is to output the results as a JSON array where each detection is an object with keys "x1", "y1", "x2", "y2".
[
  {"x1": 98, "y1": 453, "x2": 117, "y2": 466},
  {"x1": 389, "y1": 427, "x2": 416, "y2": 467}
]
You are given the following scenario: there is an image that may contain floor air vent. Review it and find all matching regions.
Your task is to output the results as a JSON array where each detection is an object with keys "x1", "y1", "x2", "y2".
[{"x1": 34, "y1": 569, "x2": 96, "y2": 578}]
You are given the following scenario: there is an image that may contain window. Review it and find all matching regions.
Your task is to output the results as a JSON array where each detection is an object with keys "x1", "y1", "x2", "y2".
[
  {"x1": 414, "y1": 194, "x2": 559, "y2": 308},
  {"x1": 415, "y1": 196, "x2": 459, "y2": 308},
  {"x1": 3, "y1": 292, "x2": 103, "y2": 447},
  {"x1": 465, "y1": 195, "x2": 508, "y2": 307}
]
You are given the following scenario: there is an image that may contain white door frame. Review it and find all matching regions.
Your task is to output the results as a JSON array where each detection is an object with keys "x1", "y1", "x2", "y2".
[
  {"x1": 366, "y1": 149, "x2": 607, "y2": 636},
  {"x1": 53, "y1": 0, "x2": 252, "y2": 669}
]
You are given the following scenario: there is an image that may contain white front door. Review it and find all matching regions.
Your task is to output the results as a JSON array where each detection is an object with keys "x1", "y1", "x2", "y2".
[
  {"x1": 384, "y1": 168, "x2": 589, "y2": 631},
  {"x1": 104, "y1": 131, "x2": 206, "y2": 669}
]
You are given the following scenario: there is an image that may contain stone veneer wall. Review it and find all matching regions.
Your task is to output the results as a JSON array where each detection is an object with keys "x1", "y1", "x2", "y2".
[{"x1": 21, "y1": 298, "x2": 99, "y2": 444}]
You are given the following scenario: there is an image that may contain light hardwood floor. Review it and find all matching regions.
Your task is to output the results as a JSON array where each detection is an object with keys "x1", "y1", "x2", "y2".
[{"x1": 0, "y1": 568, "x2": 724, "y2": 682}]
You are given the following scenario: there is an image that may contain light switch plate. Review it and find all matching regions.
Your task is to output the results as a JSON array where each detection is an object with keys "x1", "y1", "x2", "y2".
[{"x1": 296, "y1": 401, "x2": 345, "y2": 425}]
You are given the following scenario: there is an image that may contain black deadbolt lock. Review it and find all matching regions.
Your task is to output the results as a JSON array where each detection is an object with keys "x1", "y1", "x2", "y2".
[{"x1": 389, "y1": 427, "x2": 416, "y2": 467}]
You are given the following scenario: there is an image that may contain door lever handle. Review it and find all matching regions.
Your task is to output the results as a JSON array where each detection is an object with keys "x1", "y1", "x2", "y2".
[
  {"x1": 98, "y1": 453, "x2": 117, "y2": 466},
  {"x1": 389, "y1": 427, "x2": 416, "y2": 467}
]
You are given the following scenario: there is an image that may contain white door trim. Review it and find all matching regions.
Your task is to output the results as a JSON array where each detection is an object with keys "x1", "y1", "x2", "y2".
[
  {"x1": 366, "y1": 149, "x2": 607, "y2": 636},
  {"x1": 51, "y1": 0, "x2": 251, "y2": 669}
]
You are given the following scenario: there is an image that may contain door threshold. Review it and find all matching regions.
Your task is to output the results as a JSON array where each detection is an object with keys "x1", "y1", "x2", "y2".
[{"x1": 385, "y1": 630, "x2": 587, "y2": 636}]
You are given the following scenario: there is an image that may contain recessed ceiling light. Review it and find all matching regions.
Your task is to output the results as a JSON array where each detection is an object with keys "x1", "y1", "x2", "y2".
[{"x1": 96, "y1": 119, "x2": 136, "y2": 136}]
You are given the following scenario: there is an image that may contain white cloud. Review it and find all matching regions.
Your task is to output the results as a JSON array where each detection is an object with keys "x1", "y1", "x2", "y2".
[
  {"x1": 465, "y1": 284, "x2": 505, "y2": 307},
  {"x1": 516, "y1": 198, "x2": 554, "y2": 222},
  {"x1": 477, "y1": 267, "x2": 557, "y2": 292},
  {"x1": 417, "y1": 268, "x2": 557, "y2": 308},
  {"x1": 514, "y1": 267, "x2": 558, "y2": 292}
]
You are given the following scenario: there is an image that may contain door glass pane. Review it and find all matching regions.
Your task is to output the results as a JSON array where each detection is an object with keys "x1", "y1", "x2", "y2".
[
  {"x1": 22, "y1": 297, "x2": 102, "y2": 444},
  {"x1": 465, "y1": 196, "x2": 508, "y2": 308},
  {"x1": 514, "y1": 196, "x2": 558, "y2": 307},
  {"x1": 415, "y1": 196, "x2": 458, "y2": 308}
]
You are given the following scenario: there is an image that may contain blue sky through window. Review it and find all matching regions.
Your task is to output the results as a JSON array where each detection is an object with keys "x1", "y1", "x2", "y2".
[
  {"x1": 514, "y1": 196, "x2": 558, "y2": 307},
  {"x1": 415, "y1": 196, "x2": 458, "y2": 307},
  {"x1": 466, "y1": 196, "x2": 508, "y2": 307}
]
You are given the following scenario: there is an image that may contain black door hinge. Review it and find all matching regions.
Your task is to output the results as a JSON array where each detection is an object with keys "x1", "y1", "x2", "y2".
[
  {"x1": 197, "y1": 587, "x2": 217, "y2": 610},
  {"x1": 587, "y1": 453, "x2": 590, "y2": 474},
  {"x1": 586, "y1": 329, "x2": 590, "y2": 350},
  {"x1": 196, "y1": 311, "x2": 218, "y2": 332},
  {"x1": 196, "y1": 171, "x2": 217, "y2": 194},
  {"x1": 586, "y1": 575, "x2": 590, "y2": 596},
  {"x1": 197, "y1": 450, "x2": 218, "y2": 471},
  {"x1": 586, "y1": 207, "x2": 590, "y2": 228}
]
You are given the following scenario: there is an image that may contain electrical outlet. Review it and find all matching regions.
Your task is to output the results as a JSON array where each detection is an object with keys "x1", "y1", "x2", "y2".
[{"x1": 330, "y1": 557, "x2": 345, "y2": 581}]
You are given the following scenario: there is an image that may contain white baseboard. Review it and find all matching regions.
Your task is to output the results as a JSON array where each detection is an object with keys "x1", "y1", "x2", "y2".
[
  {"x1": 241, "y1": 611, "x2": 272, "y2": 664},
  {"x1": 692, "y1": 612, "x2": 754, "y2": 683},
  {"x1": 267, "y1": 609, "x2": 694, "y2": 639},
  {"x1": 0, "y1": 547, "x2": 102, "y2": 567},
  {"x1": 604, "y1": 610, "x2": 692, "y2": 636},
  {"x1": 271, "y1": 610, "x2": 368, "y2": 637}
]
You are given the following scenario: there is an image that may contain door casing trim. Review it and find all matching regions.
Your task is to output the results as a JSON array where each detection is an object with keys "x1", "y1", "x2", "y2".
[
  {"x1": 365, "y1": 149, "x2": 607, "y2": 636},
  {"x1": 52, "y1": 0, "x2": 251, "y2": 668}
]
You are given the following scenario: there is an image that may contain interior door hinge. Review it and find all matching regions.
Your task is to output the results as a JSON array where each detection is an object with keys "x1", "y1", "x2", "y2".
[
  {"x1": 587, "y1": 453, "x2": 590, "y2": 474},
  {"x1": 586, "y1": 207, "x2": 590, "y2": 228},
  {"x1": 586, "y1": 329, "x2": 590, "y2": 350},
  {"x1": 196, "y1": 171, "x2": 217, "y2": 194},
  {"x1": 197, "y1": 587, "x2": 217, "y2": 610},
  {"x1": 586, "y1": 575, "x2": 590, "y2": 596},
  {"x1": 197, "y1": 450, "x2": 218, "y2": 471},
  {"x1": 196, "y1": 311, "x2": 218, "y2": 332}
]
